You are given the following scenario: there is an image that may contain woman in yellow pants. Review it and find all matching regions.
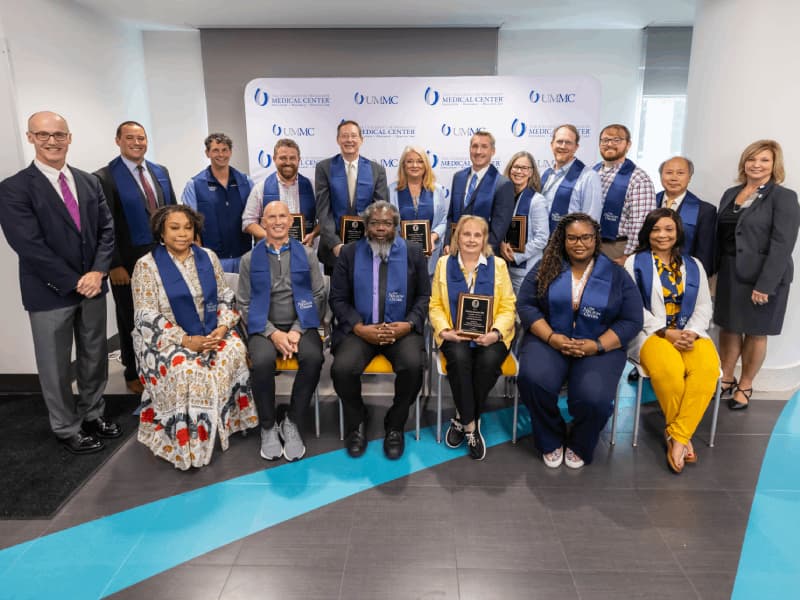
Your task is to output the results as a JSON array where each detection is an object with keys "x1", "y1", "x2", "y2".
[{"x1": 624, "y1": 208, "x2": 720, "y2": 474}]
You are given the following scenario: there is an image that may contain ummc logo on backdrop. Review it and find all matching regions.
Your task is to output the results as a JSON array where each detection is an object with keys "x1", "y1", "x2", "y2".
[
  {"x1": 257, "y1": 151, "x2": 273, "y2": 168},
  {"x1": 300, "y1": 157, "x2": 322, "y2": 169},
  {"x1": 361, "y1": 125, "x2": 416, "y2": 138},
  {"x1": 510, "y1": 119, "x2": 554, "y2": 138},
  {"x1": 441, "y1": 124, "x2": 486, "y2": 137},
  {"x1": 436, "y1": 157, "x2": 501, "y2": 170},
  {"x1": 272, "y1": 124, "x2": 316, "y2": 137},
  {"x1": 529, "y1": 89, "x2": 577, "y2": 104},
  {"x1": 354, "y1": 92, "x2": 400, "y2": 105},
  {"x1": 426, "y1": 150, "x2": 438, "y2": 169},
  {"x1": 381, "y1": 158, "x2": 399, "y2": 168},
  {"x1": 254, "y1": 91, "x2": 331, "y2": 107},
  {"x1": 424, "y1": 87, "x2": 503, "y2": 107}
]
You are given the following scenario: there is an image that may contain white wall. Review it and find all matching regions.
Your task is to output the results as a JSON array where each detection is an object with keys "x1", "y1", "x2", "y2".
[
  {"x1": 141, "y1": 31, "x2": 209, "y2": 192},
  {"x1": 498, "y1": 28, "x2": 644, "y2": 164},
  {"x1": 0, "y1": 0, "x2": 151, "y2": 373}
]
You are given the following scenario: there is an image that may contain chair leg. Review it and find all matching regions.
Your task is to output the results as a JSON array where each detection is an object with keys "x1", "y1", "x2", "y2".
[
  {"x1": 632, "y1": 377, "x2": 643, "y2": 447},
  {"x1": 709, "y1": 378, "x2": 722, "y2": 448},
  {"x1": 314, "y1": 388, "x2": 320, "y2": 439},
  {"x1": 338, "y1": 398, "x2": 344, "y2": 441},
  {"x1": 512, "y1": 383, "x2": 519, "y2": 444},
  {"x1": 610, "y1": 378, "x2": 620, "y2": 446},
  {"x1": 436, "y1": 371, "x2": 443, "y2": 444},
  {"x1": 415, "y1": 394, "x2": 420, "y2": 441}
]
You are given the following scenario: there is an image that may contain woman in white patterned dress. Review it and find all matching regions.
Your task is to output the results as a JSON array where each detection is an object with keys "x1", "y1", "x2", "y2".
[{"x1": 132, "y1": 205, "x2": 258, "y2": 469}]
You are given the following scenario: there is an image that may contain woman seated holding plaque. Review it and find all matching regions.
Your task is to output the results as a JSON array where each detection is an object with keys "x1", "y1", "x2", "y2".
[
  {"x1": 132, "y1": 205, "x2": 258, "y2": 470},
  {"x1": 624, "y1": 208, "x2": 718, "y2": 474},
  {"x1": 429, "y1": 215, "x2": 516, "y2": 460},
  {"x1": 516, "y1": 213, "x2": 642, "y2": 469},
  {"x1": 499, "y1": 151, "x2": 550, "y2": 293},
  {"x1": 389, "y1": 146, "x2": 449, "y2": 275}
]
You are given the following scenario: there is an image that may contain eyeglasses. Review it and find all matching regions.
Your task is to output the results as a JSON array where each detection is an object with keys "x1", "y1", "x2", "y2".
[
  {"x1": 553, "y1": 140, "x2": 576, "y2": 147},
  {"x1": 510, "y1": 165, "x2": 533, "y2": 172},
  {"x1": 404, "y1": 159, "x2": 425, "y2": 166},
  {"x1": 30, "y1": 131, "x2": 69, "y2": 142},
  {"x1": 566, "y1": 233, "x2": 596, "y2": 244},
  {"x1": 599, "y1": 137, "x2": 626, "y2": 146}
]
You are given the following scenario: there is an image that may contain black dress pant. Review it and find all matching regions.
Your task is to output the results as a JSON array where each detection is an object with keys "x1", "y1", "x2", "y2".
[
  {"x1": 331, "y1": 332, "x2": 425, "y2": 433},
  {"x1": 249, "y1": 328, "x2": 324, "y2": 430},
  {"x1": 440, "y1": 340, "x2": 508, "y2": 426},
  {"x1": 110, "y1": 282, "x2": 138, "y2": 382}
]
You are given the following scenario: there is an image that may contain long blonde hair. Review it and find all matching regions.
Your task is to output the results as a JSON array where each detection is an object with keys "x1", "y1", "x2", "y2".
[
  {"x1": 396, "y1": 146, "x2": 436, "y2": 191},
  {"x1": 737, "y1": 139, "x2": 785, "y2": 184}
]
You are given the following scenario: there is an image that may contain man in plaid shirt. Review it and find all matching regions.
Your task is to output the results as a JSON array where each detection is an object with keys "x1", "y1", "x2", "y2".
[{"x1": 593, "y1": 124, "x2": 656, "y2": 264}]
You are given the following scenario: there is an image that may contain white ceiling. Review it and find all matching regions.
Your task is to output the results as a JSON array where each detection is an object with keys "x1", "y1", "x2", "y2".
[{"x1": 74, "y1": 0, "x2": 696, "y2": 31}]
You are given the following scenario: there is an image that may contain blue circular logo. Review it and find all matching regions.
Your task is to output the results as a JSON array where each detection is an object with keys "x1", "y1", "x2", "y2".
[
  {"x1": 529, "y1": 90, "x2": 540, "y2": 103},
  {"x1": 511, "y1": 118, "x2": 526, "y2": 138},
  {"x1": 426, "y1": 150, "x2": 439, "y2": 169},
  {"x1": 424, "y1": 86, "x2": 440, "y2": 106},
  {"x1": 440, "y1": 123, "x2": 452, "y2": 136},
  {"x1": 254, "y1": 88, "x2": 269, "y2": 106},
  {"x1": 443, "y1": 187, "x2": 451, "y2": 199},
  {"x1": 272, "y1": 124, "x2": 282, "y2": 136},
  {"x1": 354, "y1": 92, "x2": 365, "y2": 105},
  {"x1": 257, "y1": 151, "x2": 272, "y2": 168}
]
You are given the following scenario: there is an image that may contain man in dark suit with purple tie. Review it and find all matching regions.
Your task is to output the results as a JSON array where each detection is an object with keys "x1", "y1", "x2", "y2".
[{"x1": 0, "y1": 111, "x2": 120, "y2": 454}]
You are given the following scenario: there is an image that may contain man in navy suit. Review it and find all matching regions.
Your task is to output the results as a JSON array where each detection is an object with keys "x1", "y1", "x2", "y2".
[
  {"x1": 443, "y1": 131, "x2": 514, "y2": 254},
  {"x1": 0, "y1": 111, "x2": 120, "y2": 454},
  {"x1": 657, "y1": 156, "x2": 716, "y2": 275},
  {"x1": 94, "y1": 121, "x2": 175, "y2": 394}
]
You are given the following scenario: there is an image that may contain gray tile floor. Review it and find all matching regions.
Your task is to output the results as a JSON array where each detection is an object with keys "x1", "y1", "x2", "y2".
[{"x1": 1, "y1": 356, "x2": 786, "y2": 600}]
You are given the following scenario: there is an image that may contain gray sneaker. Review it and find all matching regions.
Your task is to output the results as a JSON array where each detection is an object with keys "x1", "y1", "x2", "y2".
[
  {"x1": 280, "y1": 416, "x2": 306, "y2": 461},
  {"x1": 259, "y1": 424, "x2": 282, "y2": 461}
]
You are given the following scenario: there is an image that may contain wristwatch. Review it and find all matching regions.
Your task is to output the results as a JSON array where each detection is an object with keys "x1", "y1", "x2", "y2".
[
  {"x1": 595, "y1": 339, "x2": 605, "y2": 354},
  {"x1": 492, "y1": 328, "x2": 503, "y2": 342}
]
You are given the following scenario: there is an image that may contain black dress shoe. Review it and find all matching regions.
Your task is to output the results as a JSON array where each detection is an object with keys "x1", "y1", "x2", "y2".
[
  {"x1": 727, "y1": 397, "x2": 750, "y2": 410},
  {"x1": 83, "y1": 417, "x2": 122, "y2": 439},
  {"x1": 383, "y1": 429, "x2": 405, "y2": 459},
  {"x1": 59, "y1": 432, "x2": 104, "y2": 454},
  {"x1": 345, "y1": 425, "x2": 367, "y2": 458}
]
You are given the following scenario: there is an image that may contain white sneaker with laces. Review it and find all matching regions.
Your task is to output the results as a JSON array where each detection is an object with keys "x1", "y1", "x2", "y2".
[
  {"x1": 543, "y1": 446, "x2": 564, "y2": 468},
  {"x1": 564, "y1": 448, "x2": 584, "y2": 469}
]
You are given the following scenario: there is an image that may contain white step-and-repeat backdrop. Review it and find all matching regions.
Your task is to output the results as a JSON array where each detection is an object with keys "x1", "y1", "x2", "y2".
[{"x1": 244, "y1": 76, "x2": 601, "y2": 196}]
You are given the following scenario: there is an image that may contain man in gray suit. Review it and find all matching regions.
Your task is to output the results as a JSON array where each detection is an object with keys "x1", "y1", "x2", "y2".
[
  {"x1": 314, "y1": 120, "x2": 388, "y2": 274},
  {"x1": 0, "y1": 111, "x2": 120, "y2": 454}
]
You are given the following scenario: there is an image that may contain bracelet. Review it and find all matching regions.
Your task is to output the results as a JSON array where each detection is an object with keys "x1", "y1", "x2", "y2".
[{"x1": 546, "y1": 332, "x2": 554, "y2": 344}]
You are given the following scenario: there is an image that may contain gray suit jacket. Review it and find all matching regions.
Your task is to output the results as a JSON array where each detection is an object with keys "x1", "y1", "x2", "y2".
[
  {"x1": 314, "y1": 154, "x2": 388, "y2": 272},
  {"x1": 717, "y1": 182, "x2": 799, "y2": 294}
]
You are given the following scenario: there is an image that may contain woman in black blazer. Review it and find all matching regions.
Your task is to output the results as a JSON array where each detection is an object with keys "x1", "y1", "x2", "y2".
[{"x1": 714, "y1": 140, "x2": 799, "y2": 409}]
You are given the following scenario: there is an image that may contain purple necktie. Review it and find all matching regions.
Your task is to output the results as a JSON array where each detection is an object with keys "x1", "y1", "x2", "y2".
[
  {"x1": 137, "y1": 165, "x2": 158, "y2": 213},
  {"x1": 58, "y1": 172, "x2": 81, "y2": 231}
]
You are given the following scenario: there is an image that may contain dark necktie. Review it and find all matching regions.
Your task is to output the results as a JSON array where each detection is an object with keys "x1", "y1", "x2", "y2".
[
  {"x1": 58, "y1": 172, "x2": 81, "y2": 231},
  {"x1": 465, "y1": 173, "x2": 478, "y2": 207},
  {"x1": 137, "y1": 165, "x2": 158, "y2": 213}
]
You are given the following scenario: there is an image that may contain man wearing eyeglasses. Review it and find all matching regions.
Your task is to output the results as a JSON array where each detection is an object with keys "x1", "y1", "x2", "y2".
[
  {"x1": 329, "y1": 201, "x2": 429, "y2": 460},
  {"x1": 95, "y1": 121, "x2": 176, "y2": 395},
  {"x1": 540, "y1": 124, "x2": 603, "y2": 232},
  {"x1": 593, "y1": 124, "x2": 656, "y2": 264},
  {"x1": 315, "y1": 120, "x2": 388, "y2": 275},
  {"x1": 0, "y1": 111, "x2": 120, "y2": 454}
]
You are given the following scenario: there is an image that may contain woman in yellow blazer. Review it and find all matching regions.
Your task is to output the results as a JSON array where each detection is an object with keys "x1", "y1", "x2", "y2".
[{"x1": 429, "y1": 215, "x2": 516, "y2": 460}]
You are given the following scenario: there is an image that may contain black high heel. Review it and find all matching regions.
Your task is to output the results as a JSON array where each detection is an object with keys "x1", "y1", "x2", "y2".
[
  {"x1": 720, "y1": 378, "x2": 737, "y2": 400},
  {"x1": 728, "y1": 386, "x2": 751, "y2": 410}
]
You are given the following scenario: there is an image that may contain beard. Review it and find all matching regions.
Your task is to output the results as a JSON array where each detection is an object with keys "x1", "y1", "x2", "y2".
[{"x1": 368, "y1": 237, "x2": 393, "y2": 261}]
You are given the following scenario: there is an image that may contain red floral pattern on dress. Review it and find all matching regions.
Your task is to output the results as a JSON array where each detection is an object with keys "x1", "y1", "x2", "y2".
[
  {"x1": 164, "y1": 322, "x2": 173, "y2": 329},
  {"x1": 159, "y1": 365, "x2": 167, "y2": 376},
  {"x1": 198, "y1": 424, "x2": 208, "y2": 441},
  {"x1": 172, "y1": 355, "x2": 185, "y2": 367},
  {"x1": 238, "y1": 395, "x2": 249, "y2": 409},
  {"x1": 140, "y1": 407, "x2": 155, "y2": 423},
  {"x1": 176, "y1": 428, "x2": 190, "y2": 446}
]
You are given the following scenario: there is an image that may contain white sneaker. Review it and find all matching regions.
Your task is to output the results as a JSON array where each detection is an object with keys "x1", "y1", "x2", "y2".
[
  {"x1": 280, "y1": 416, "x2": 306, "y2": 462},
  {"x1": 259, "y1": 424, "x2": 283, "y2": 461},
  {"x1": 543, "y1": 446, "x2": 564, "y2": 468},
  {"x1": 564, "y1": 448, "x2": 584, "y2": 469}
]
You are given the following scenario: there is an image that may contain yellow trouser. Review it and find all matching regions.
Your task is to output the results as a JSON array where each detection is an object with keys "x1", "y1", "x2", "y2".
[{"x1": 639, "y1": 335, "x2": 720, "y2": 445}]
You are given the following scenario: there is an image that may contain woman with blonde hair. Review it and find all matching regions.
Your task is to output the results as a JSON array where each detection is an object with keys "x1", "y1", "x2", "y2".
[{"x1": 429, "y1": 215, "x2": 516, "y2": 460}]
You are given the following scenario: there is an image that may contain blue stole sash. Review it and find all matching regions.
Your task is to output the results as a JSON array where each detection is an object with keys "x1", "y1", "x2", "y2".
[
  {"x1": 262, "y1": 172, "x2": 316, "y2": 232},
  {"x1": 446, "y1": 254, "x2": 495, "y2": 326},
  {"x1": 548, "y1": 255, "x2": 614, "y2": 339},
  {"x1": 109, "y1": 157, "x2": 174, "y2": 246},
  {"x1": 451, "y1": 166, "x2": 499, "y2": 223},
  {"x1": 397, "y1": 187, "x2": 434, "y2": 222},
  {"x1": 593, "y1": 158, "x2": 635, "y2": 239},
  {"x1": 633, "y1": 252, "x2": 699, "y2": 330},
  {"x1": 246, "y1": 239, "x2": 320, "y2": 335},
  {"x1": 152, "y1": 244, "x2": 218, "y2": 336},
  {"x1": 657, "y1": 191, "x2": 700, "y2": 255},
  {"x1": 509, "y1": 188, "x2": 535, "y2": 271},
  {"x1": 193, "y1": 167, "x2": 251, "y2": 259},
  {"x1": 353, "y1": 237, "x2": 408, "y2": 324},
  {"x1": 330, "y1": 155, "x2": 374, "y2": 234},
  {"x1": 542, "y1": 159, "x2": 585, "y2": 233}
]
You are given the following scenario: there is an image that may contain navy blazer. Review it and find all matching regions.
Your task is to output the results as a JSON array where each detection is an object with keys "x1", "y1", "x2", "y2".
[
  {"x1": 516, "y1": 256, "x2": 644, "y2": 349},
  {"x1": 444, "y1": 166, "x2": 515, "y2": 253},
  {"x1": 94, "y1": 162, "x2": 175, "y2": 273},
  {"x1": 329, "y1": 239, "x2": 430, "y2": 350},
  {"x1": 716, "y1": 182, "x2": 800, "y2": 294},
  {"x1": 657, "y1": 190, "x2": 717, "y2": 276},
  {"x1": 0, "y1": 163, "x2": 114, "y2": 312}
]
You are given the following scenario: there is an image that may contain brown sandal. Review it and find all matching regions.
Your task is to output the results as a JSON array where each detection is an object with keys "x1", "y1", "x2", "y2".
[
  {"x1": 666, "y1": 435, "x2": 687, "y2": 474},
  {"x1": 685, "y1": 440, "x2": 697, "y2": 464}
]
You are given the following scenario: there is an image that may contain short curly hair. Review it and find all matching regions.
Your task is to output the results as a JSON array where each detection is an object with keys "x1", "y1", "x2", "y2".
[{"x1": 150, "y1": 205, "x2": 204, "y2": 241}]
